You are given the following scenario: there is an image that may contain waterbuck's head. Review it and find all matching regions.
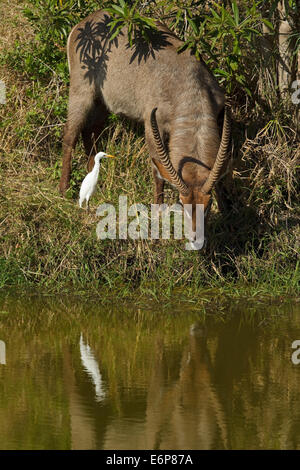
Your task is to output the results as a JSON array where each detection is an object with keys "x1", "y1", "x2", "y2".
[{"x1": 150, "y1": 107, "x2": 231, "y2": 239}]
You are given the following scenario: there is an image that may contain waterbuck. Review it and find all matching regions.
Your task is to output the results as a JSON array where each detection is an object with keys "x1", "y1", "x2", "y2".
[{"x1": 60, "y1": 10, "x2": 231, "y2": 235}]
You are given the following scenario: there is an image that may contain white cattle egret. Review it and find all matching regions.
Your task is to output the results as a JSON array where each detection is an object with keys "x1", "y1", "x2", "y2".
[
  {"x1": 79, "y1": 151, "x2": 115, "y2": 210},
  {"x1": 80, "y1": 334, "x2": 105, "y2": 402}
]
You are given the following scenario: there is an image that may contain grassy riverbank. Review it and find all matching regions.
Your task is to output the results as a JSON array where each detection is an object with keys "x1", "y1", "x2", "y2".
[{"x1": 0, "y1": 0, "x2": 299, "y2": 301}]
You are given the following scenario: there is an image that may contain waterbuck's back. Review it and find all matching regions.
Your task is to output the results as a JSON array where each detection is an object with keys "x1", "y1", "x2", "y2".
[{"x1": 67, "y1": 10, "x2": 224, "y2": 124}]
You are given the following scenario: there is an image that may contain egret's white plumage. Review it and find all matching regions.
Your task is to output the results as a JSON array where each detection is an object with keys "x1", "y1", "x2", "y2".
[
  {"x1": 80, "y1": 334, "x2": 105, "y2": 402},
  {"x1": 79, "y1": 152, "x2": 115, "y2": 210}
]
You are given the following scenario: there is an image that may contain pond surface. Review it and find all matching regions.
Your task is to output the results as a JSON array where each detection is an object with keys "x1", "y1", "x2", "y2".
[{"x1": 0, "y1": 293, "x2": 300, "y2": 450}]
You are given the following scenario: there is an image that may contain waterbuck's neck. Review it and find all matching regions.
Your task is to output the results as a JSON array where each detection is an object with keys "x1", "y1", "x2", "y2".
[{"x1": 169, "y1": 95, "x2": 221, "y2": 179}]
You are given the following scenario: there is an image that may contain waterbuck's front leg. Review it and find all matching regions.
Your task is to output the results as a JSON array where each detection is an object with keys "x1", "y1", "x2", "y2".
[
  {"x1": 60, "y1": 118, "x2": 82, "y2": 195},
  {"x1": 59, "y1": 90, "x2": 97, "y2": 195}
]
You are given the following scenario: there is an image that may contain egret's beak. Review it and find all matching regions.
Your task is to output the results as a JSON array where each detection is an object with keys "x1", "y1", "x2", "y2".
[{"x1": 106, "y1": 154, "x2": 115, "y2": 158}]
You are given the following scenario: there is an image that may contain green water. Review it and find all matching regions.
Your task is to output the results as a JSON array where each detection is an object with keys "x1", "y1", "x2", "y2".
[{"x1": 0, "y1": 293, "x2": 300, "y2": 450}]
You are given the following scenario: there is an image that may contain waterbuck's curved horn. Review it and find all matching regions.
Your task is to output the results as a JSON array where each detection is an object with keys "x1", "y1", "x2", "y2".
[
  {"x1": 150, "y1": 108, "x2": 190, "y2": 195},
  {"x1": 201, "y1": 107, "x2": 231, "y2": 195}
]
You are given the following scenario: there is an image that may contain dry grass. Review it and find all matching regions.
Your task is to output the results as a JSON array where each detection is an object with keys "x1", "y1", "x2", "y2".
[{"x1": 0, "y1": 0, "x2": 33, "y2": 50}]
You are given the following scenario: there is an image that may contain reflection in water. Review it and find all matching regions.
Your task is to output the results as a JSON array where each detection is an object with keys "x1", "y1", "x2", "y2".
[
  {"x1": 0, "y1": 340, "x2": 5, "y2": 365},
  {"x1": 80, "y1": 334, "x2": 106, "y2": 402},
  {"x1": 0, "y1": 294, "x2": 300, "y2": 450}
]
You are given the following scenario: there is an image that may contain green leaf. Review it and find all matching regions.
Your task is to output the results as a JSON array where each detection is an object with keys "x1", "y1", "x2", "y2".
[
  {"x1": 111, "y1": 5, "x2": 125, "y2": 16},
  {"x1": 232, "y1": 0, "x2": 239, "y2": 26},
  {"x1": 210, "y1": 8, "x2": 221, "y2": 20},
  {"x1": 110, "y1": 26, "x2": 123, "y2": 41},
  {"x1": 210, "y1": 36, "x2": 219, "y2": 50},
  {"x1": 229, "y1": 61, "x2": 238, "y2": 71},
  {"x1": 187, "y1": 17, "x2": 198, "y2": 35},
  {"x1": 141, "y1": 17, "x2": 156, "y2": 28},
  {"x1": 262, "y1": 19, "x2": 274, "y2": 31},
  {"x1": 173, "y1": 10, "x2": 182, "y2": 28},
  {"x1": 229, "y1": 28, "x2": 237, "y2": 39},
  {"x1": 213, "y1": 68, "x2": 229, "y2": 77},
  {"x1": 235, "y1": 74, "x2": 246, "y2": 84},
  {"x1": 233, "y1": 38, "x2": 241, "y2": 55}
]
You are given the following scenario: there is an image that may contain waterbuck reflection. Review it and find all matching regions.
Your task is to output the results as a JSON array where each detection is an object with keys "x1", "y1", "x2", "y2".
[{"x1": 65, "y1": 324, "x2": 227, "y2": 450}]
